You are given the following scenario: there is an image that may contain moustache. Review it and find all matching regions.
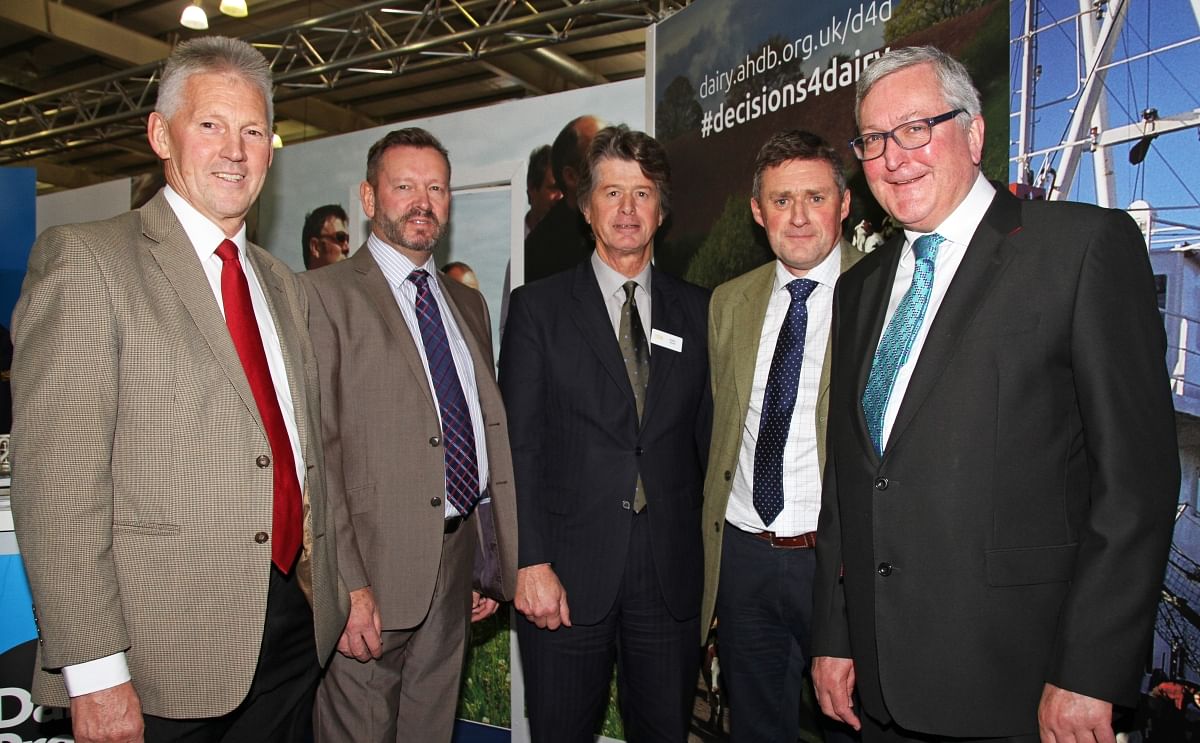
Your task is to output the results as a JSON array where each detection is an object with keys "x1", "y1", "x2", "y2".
[{"x1": 402, "y1": 207, "x2": 439, "y2": 227}]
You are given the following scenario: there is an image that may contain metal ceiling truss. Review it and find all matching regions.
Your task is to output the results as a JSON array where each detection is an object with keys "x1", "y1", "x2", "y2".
[{"x1": 0, "y1": 0, "x2": 687, "y2": 165}]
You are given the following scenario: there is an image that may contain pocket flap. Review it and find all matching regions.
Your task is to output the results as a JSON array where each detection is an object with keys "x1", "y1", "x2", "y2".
[{"x1": 985, "y1": 543, "x2": 1077, "y2": 586}]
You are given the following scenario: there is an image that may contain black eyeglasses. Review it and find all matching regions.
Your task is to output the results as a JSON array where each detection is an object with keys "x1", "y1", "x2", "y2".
[
  {"x1": 321, "y1": 231, "x2": 350, "y2": 244},
  {"x1": 848, "y1": 109, "x2": 966, "y2": 162}
]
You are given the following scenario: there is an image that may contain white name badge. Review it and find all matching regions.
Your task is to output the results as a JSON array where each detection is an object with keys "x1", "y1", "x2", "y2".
[{"x1": 650, "y1": 329, "x2": 683, "y2": 353}]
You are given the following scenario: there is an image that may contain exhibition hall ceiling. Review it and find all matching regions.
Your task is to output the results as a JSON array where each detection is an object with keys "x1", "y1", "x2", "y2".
[{"x1": 0, "y1": 0, "x2": 689, "y2": 191}]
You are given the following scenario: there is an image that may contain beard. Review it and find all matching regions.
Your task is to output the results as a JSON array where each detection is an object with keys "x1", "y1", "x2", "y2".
[{"x1": 375, "y1": 206, "x2": 445, "y2": 253}]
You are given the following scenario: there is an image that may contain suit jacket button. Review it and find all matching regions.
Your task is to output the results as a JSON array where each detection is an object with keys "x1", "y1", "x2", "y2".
[
  {"x1": 429, "y1": 436, "x2": 441, "y2": 447},
  {"x1": 724, "y1": 470, "x2": 732, "y2": 481},
  {"x1": 622, "y1": 500, "x2": 631, "y2": 510},
  {"x1": 876, "y1": 562, "x2": 893, "y2": 577},
  {"x1": 254, "y1": 531, "x2": 269, "y2": 544},
  {"x1": 874, "y1": 477, "x2": 889, "y2": 491},
  {"x1": 634, "y1": 446, "x2": 644, "y2": 456},
  {"x1": 714, "y1": 521, "x2": 721, "y2": 532},
  {"x1": 256, "y1": 455, "x2": 270, "y2": 468},
  {"x1": 431, "y1": 496, "x2": 442, "y2": 507}
]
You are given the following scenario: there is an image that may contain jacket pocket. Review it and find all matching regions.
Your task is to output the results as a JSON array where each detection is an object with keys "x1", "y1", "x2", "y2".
[{"x1": 985, "y1": 542, "x2": 1077, "y2": 586}]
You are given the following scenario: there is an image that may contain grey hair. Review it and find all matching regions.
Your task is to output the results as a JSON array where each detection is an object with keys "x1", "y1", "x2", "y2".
[
  {"x1": 855, "y1": 45, "x2": 980, "y2": 130},
  {"x1": 156, "y1": 36, "x2": 274, "y2": 127}
]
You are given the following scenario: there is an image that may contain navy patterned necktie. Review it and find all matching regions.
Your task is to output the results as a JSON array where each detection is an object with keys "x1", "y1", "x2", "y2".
[
  {"x1": 408, "y1": 269, "x2": 480, "y2": 516},
  {"x1": 753, "y1": 277, "x2": 818, "y2": 527},
  {"x1": 861, "y1": 233, "x2": 945, "y2": 455}
]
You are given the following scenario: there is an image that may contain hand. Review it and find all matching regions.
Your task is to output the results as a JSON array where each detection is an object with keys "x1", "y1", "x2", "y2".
[
  {"x1": 337, "y1": 586, "x2": 383, "y2": 662},
  {"x1": 471, "y1": 591, "x2": 499, "y2": 622},
  {"x1": 514, "y1": 564, "x2": 571, "y2": 630},
  {"x1": 812, "y1": 655, "x2": 861, "y2": 731},
  {"x1": 1038, "y1": 683, "x2": 1114, "y2": 743},
  {"x1": 70, "y1": 681, "x2": 143, "y2": 743}
]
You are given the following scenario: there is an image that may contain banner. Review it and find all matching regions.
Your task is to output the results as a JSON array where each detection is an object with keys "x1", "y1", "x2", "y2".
[{"x1": 652, "y1": 0, "x2": 1008, "y2": 289}]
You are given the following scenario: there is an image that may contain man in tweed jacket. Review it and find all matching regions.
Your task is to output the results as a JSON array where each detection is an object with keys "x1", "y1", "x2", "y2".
[{"x1": 10, "y1": 36, "x2": 348, "y2": 743}]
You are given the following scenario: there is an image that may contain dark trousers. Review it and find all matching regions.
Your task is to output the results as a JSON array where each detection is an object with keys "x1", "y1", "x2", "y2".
[
  {"x1": 717, "y1": 524, "x2": 857, "y2": 743},
  {"x1": 861, "y1": 713, "x2": 1038, "y2": 743},
  {"x1": 142, "y1": 565, "x2": 318, "y2": 743},
  {"x1": 518, "y1": 511, "x2": 700, "y2": 743}
]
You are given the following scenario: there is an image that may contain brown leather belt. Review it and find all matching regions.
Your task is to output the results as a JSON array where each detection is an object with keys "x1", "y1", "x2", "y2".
[{"x1": 747, "y1": 528, "x2": 816, "y2": 549}]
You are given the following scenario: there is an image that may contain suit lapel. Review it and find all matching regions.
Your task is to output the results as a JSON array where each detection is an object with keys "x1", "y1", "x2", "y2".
[
  {"x1": 729, "y1": 264, "x2": 775, "y2": 424},
  {"x1": 816, "y1": 241, "x2": 863, "y2": 470},
  {"x1": 643, "y1": 267, "x2": 683, "y2": 425},
  {"x1": 569, "y1": 262, "x2": 638, "y2": 410},
  {"x1": 247, "y1": 248, "x2": 308, "y2": 455},
  {"x1": 885, "y1": 190, "x2": 1023, "y2": 454},
  {"x1": 353, "y1": 248, "x2": 438, "y2": 415},
  {"x1": 140, "y1": 192, "x2": 263, "y2": 431},
  {"x1": 850, "y1": 235, "x2": 903, "y2": 463},
  {"x1": 439, "y1": 273, "x2": 496, "y2": 385}
]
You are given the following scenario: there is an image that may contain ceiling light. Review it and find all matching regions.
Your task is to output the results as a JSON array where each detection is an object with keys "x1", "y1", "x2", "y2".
[
  {"x1": 180, "y1": 2, "x2": 209, "y2": 30},
  {"x1": 219, "y1": 0, "x2": 248, "y2": 18},
  {"x1": 272, "y1": 133, "x2": 283, "y2": 149}
]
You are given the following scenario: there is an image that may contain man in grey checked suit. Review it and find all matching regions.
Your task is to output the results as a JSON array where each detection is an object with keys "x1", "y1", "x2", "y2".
[{"x1": 11, "y1": 36, "x2": 348, "y2": 743}]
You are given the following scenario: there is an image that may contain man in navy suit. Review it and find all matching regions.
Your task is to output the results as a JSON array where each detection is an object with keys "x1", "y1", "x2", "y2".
[
  {"x1": 812, "y1": 45, "x2": 1179, "y2": 741},
  {"x1": 500, "y1": 125, "x2": 712, "y2": 743}
]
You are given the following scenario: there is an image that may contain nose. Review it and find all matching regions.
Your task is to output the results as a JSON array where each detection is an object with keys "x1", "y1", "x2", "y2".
[
  {"x1": 790, "y1": 201, "x2": 809, "y2": 226},
  {"x1": 880, "y1": 135, "x2": 907, "y2": 170},
  {"x1": 619, "y1": 193, "x2": 636, "y2": 213},
  {"x1": 220, "y1": 130, "x2": 246, "y2": 162}
]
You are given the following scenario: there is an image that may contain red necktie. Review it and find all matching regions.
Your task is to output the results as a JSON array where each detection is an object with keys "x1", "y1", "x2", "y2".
[{"x1": 215, "y1": 239, "x2": 302, "y2": 572}]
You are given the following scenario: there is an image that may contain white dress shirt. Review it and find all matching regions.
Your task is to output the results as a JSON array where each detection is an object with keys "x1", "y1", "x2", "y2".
[
  {"x1": 726, "y1": 245, "x2": 841, "y2": 536},
  {"x1": 366, "y1": 235, "x2": 490, "y2": 518},
  {"x1": 878, "y1": 173, "x2": 995, "y2": 448},
  {"x1": 63, "y1": 186, "x2": 306, "y2": 697}
]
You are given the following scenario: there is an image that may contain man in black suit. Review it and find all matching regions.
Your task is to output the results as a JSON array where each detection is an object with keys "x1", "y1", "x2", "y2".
[
  {"x1": 500, "y1": 125, "x2": 711, "y2": 743},
  {"x1": 811, "y1": 46, "x2": 1179, "y2": 741}
]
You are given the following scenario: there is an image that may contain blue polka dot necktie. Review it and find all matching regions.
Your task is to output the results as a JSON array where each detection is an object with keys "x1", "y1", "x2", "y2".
[
  {"x1": 408, "y1": 269, "x2": 480, "y2": 516},
  {"x1": 753, "y1": 277, "x2": 818, "y2": 527},
  {"x1": 861, "y1": 233, "x2": 945, "y2": 456}
]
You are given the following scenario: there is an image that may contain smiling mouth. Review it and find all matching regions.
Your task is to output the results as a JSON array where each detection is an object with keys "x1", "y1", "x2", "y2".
[{"x1": 214, "y1": 173, "x2": 245, "y2": 183}]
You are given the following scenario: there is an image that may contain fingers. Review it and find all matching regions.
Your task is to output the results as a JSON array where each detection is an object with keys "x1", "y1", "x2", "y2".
[{"x1": 811, "y1": 656, "x2": 861, "y2": 731}]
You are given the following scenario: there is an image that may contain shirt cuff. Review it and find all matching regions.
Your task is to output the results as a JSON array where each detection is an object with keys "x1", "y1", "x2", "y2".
[{"x1": 62, "y1": 652, "x2": 131, "y2": 697}]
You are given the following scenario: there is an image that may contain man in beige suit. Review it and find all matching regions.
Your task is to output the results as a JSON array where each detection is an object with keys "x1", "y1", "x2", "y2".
[
  {"x1": 11, "y1": 36, "x2": 348, "y2": 743},
  {"x1": 700, "y1": 130, "x2": 859, "y2": 743},
  {"x1": 302, "y1": 127, "x2": 518, "y2": 742}
]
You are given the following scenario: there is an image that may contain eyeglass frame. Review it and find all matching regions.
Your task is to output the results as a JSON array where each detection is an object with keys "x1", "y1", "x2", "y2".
[{"x1": 848, "y1": 109, "x2": 967, "y2": 162}]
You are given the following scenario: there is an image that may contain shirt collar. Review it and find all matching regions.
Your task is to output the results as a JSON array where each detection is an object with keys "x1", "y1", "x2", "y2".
[
  {"x1": 163, "y1": 185, "x2": 246, "y2": 262},
  {"x1": 366, "y1": 231, "x2": 438, "y2": 289},
  {"x1": 773, "y1": 240, "x2": 842, "y2": 293},
  {"x1": 902, "y1": 172, "x2": 995, "y2": 253},
  {"x1": 591, "y1": 250, "x2": 652, "y2": 299}
]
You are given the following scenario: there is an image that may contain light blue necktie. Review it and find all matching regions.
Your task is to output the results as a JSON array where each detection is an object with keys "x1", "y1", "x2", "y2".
[
  {"x1": 753, "y1": 278, "x2": 818, "y2": 526},
  {"x1": 861, "y1": 233, "x2": 945, "y2": 455}
]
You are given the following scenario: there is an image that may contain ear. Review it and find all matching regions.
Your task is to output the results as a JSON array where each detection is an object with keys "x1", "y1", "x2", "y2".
[
  {"x1": 308, "y1": 238, "x2": 321, "y2": 259},
  {"x1": 967, "y1": 114, "x2": 985, "y2": 167},
  {"x1": 147, "y1": 112, "x2": 171, "y2": 161},
  {"x1": 562, "y1": 165, "x2": 581, "y2": 190},
  {"x1": 838, "y1": 190, "x2": 852, "y2": 223},
  {"x1": 750, "y1": 197, "x2": 766, "y2": 229},
  {"x1": 580, "y1": 198, "x2": 592, "y2": 225},
  {"x1": 359, "y1": 181, "x2": 376, "y2": 220}
]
